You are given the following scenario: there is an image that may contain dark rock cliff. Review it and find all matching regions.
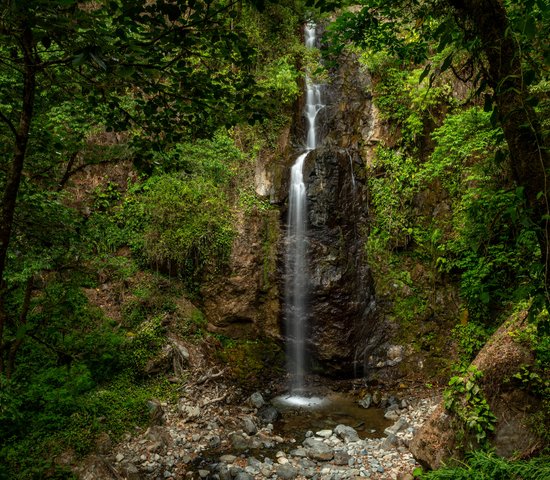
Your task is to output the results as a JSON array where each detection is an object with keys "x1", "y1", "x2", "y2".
[{"x1": 279, "y1": 49, "x2": 385, "y2": 376}]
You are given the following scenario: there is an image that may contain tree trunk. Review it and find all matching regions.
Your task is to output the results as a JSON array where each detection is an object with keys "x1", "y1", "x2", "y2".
[
  {"x1": 449, "y1": 0, "x2": 550, "y2": 290},
  {"x1": 5, "y1": 276, "x2": 33, "y2": 378},
  {"x1": 0, "y1": 25, "x2": 36, "y2": 372}
]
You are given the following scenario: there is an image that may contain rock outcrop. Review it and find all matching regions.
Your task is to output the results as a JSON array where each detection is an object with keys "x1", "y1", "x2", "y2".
[
  {"x1": 202, "y1": 209, "x2": 281, "y2": 339},
  {"x1": 298, "y1": 146, "x2": 377, "y2": 375},
  {"x1": 410, "y1": 310, "x2": 542, "y2": 468}
]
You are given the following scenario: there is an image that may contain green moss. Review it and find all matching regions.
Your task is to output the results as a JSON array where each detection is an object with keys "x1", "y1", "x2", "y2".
[{"x1": 217, "y1": 339, "x2": 284, "y2": 389}]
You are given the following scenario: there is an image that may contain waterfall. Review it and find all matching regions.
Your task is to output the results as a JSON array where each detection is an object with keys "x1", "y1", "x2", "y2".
[
  {"x1": 348, "y1": 151, "x2": 356, "y2": 190},
  {"x1": 285, "y1": 22, "x2": 324, "y2": 395}
]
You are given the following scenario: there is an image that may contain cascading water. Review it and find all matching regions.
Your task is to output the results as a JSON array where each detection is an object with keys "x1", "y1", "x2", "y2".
[{"x1": 284, "y1": 22, "x2": 325, "y2": 402}]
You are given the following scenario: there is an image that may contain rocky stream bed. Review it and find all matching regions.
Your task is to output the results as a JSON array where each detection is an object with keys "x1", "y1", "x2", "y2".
[{"x1": 75, "y1": 377, "x2": 439, "y2": 480}]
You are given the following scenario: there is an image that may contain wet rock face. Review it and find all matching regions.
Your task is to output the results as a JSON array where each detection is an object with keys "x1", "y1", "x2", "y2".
[
  {"x1": 299, "y1": 147, "x2": 378, "y2": 375},
  {"x1": 278, "y1": 47, "x2": 386, "y2": 376}
]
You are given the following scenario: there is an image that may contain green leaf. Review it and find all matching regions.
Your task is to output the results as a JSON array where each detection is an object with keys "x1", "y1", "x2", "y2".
[
  {"x1": 419, "y1": 63, "x2": 431, "y2": 83},
  {"x1": 523, "y1": 16, "x2": 537, "y2": 39},
  {"x1": 72, "y1": 52, "x2": 87, "y2": 66},
  {"x1": 440, "y1": 53, "x2": 453, "y2": 72}
]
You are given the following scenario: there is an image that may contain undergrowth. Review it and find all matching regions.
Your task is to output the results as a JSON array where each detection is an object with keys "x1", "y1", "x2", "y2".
[{"x1": 415, "y1": 450, "x2": 550, "y2": 479}]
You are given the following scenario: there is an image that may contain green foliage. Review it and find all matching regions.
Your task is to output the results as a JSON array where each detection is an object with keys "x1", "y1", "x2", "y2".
[
  {"x1": 423, "y1": 108, "x2": 505, "y2": 196},
  {"x1": 357, "y1": 52, "x2": 454, "y2": 150},
  {"x1": 257, "y1": 56, "x2": 301, "y2": 107},
  {"x1": 415, "y1": 450, "x2": 550, "y2": 479},
  {"x1": 0, "y1": 371, "x2": 178, "y2": 478},
  {"x1": 452, "y1": 322, "x2": 493, "y2": 366},
  {"x1": 139, "y1": 175, "x2": 235, "y2": 285},
  {"x1": 0, "y1": 2, "x2": 314, "y2": 478},
  {"x1": 367, "y1": 147, "x2": 418, "y2": 248},
  {"x1": 239, "y1": 187, "x2": 274, "y2": 213},
  {"x1": 125, "y1": 315, "x2": 165, "y2": 371},
  {"x1": 444, "y1": 365, "x2": 497, "y2": 448},
  {"x1": 507, "y1": 310, "x2": 550, "y2": 444},
  {"x1": 148, "y1": 130, "x2": 244, "y2": 182},
  {"x1": 367, "y1": 105, "x2": 541, "y2": 326}
]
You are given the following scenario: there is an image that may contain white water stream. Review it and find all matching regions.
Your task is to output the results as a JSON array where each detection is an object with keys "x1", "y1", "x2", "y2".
[{"x1": 284, "y1": 22, "x2": 325, "y2": 399}]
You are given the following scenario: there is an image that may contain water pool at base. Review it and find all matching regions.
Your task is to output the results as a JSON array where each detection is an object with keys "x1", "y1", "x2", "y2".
[{"x1": 272, "y1": 392, "x2": 392, "y2": 440}]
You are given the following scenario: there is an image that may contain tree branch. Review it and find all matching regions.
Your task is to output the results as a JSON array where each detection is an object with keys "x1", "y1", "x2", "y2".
[{"x1": 0, "y1": 110, "x2": 18, "y2": 138}]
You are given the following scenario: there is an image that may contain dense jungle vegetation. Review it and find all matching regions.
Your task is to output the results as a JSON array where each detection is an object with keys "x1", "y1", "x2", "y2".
[{"x1": 0, "y1": 0, "x2": 549, "y2": 478}]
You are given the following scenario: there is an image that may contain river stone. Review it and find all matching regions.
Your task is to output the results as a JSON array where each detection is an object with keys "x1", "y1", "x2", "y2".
[
  {"x1": 333, "y1": 450, "x2": 351, "y2": 465},
  {"x1": 358, "y1": 394, "x2": 372, "y2": 409},
  {"x1": 276, "y1": 464, "x2": 298, "y2": 480},
  {"x1": 235, "y1": 472, "x2": 254, "y2": 480},
  {"x1": 261, "y1": 466, "x2": 273, "y2": 477},
  {"x1": 121, "y1": 463, "x2": 141, "y2": 480},
  {"x1": 208, "y1": 435, "x2": 221, "y2": 448},
  {"x1": 249, "y1": 392, "x2": 265, "y2": 409},
  {"x1": 217, "y1": 464, "x2": 231, "y2": 480},
  {"x1": 229, "y1": 432, "x2": 250, "y2": 450},
  {"x1": 242, "y1": 416, "x2": 257, "y2": 435},
  {"x1": 248, "y1": 457, "x2": 262, "y2": 469},
  {"x1": 258, "y1": 405, "x2": 280, "y2": 423},
  {"x1": 381, "y1": 433, "x2": 398, "y2": 449},
  {"x1": 303, "y1": 438, "x2": 334, "y2": 461},
  {"x1": 384, "y1": 410, "x2": 399, "y2": 421},
  {"x1": 384, "y1": 418, "x2": 409, "y2": 436},
  {"x1": 316, "y1": 429, "x2": 333, "y2": 438},
  {"x1": 290, "y1": 448, "x2": 307, "y2": 457},
  {"x1": 219, "y1": 455, "x2": 236, "y2": 463},
  {"x1": 334, "y1": 424, "x2": 360, "y2": 442}
]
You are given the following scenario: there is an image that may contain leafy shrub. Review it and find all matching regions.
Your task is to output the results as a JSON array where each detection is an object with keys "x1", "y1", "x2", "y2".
[
  {"x1": 125, "y1": 315, "x2": 166, "y2": 371},
  {"x1": 122, "y1": 174, "x2": 234, "y2": 289},
  {"x1": 153, "y1": 130, "x2": 243, "y2": 183}
]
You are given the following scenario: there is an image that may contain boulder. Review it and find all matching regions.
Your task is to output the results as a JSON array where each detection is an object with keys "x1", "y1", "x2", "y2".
[
  {"x1": 303, "y1": 438, "x2": 334, "y2": 461},
  {"x1": 358, "y1": 394, "x2": 372, "y2": 409},
  {"x1": 384, "y1": 418, "x2": 409, "y2": 436},
  {"x1": 147, "y1": 399, "x2": 165, "y2": 425},
  {"x1": 410, "y1": 310, "x2": 541, "y2": 468},
  {"x1": 249, "y1": 392, "x2": 265, "y2": 409},
  {"x1": 242, "y1": 416, "x2": 258, "y2": 435},
  {"x1": 258, "y1": 405, "x2": 280, "y2": 424},
  {"x1": 276, "y1": 464, "x2": 298, "y2": 480},
  {"x1": 229, "y1": 432, "x2": 251, "y2": 450},
  {"x1": 334, "y1": 424, "x2": 360, "y2": 442}
]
